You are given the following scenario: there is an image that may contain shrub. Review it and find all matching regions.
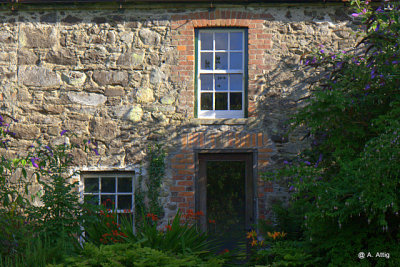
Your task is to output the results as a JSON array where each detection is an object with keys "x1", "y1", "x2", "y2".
[
  {"x1": 263, "y1": 0, "x2": 400, "y2": 266},
  {"x1": 53, "y1": 243, "x2": 225, "y2": 267}
]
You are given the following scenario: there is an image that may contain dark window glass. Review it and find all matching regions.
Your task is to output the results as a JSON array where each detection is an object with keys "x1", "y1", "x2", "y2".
[
  {"x1": 230, "y1": 93, "x2": 242, "y2": 110},
  {"x1": 215, "y1": 93, "x2": 228, "y2": 110},
  {"x1": 118, "y1": 178, "x2": 132, "y2": 193},
  {"x1": 84, "y1": 178, "x2": 98, "y2": 193},
  {"x1": 118, "y1": 195, "x2": 132, "y2": 210},
  {"x1": 101, "y1": 177, "x2": 115, "y2": 193},
  {"x1": 201, "y1": 93, "x2": 213, "y2": 110}
]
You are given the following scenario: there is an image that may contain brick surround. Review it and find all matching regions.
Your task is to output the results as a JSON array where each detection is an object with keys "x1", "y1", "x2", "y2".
[
  {"x1": 170, "y1": 131, "x2": 274, "y2": 220},
  {"x1": 171, "y1": 9, "x2": 274, "y2": 117}
]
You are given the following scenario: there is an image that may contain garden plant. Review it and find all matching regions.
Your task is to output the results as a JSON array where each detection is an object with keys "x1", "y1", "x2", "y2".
[{"x1": 258, "y1": 0, "x2": 400, "y2": 266}]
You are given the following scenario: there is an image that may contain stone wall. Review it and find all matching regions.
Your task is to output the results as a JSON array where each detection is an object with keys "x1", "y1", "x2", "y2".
[{"x1": 0, "y1": 3, "x2": 356, "y2": 221}]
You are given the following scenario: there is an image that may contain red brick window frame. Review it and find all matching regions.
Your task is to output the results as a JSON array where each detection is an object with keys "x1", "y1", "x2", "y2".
[{"x1": 171, "y1": 10, "x2": 273, "y2": 118}]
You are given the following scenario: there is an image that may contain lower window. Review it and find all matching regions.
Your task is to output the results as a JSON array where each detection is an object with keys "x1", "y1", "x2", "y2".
[{"x1": 82, "y1": 172, "x2": 135, "y2": 223}]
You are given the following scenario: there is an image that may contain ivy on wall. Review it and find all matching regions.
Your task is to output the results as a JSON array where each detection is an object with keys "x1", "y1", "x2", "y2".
[{"x1": 135, "y1": 144, "x2": 166, "y2": 222}]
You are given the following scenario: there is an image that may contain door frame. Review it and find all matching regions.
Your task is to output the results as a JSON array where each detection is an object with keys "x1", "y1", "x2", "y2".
[{"x1": 195, "y1": 149, "x2": 257, "y2": 232}]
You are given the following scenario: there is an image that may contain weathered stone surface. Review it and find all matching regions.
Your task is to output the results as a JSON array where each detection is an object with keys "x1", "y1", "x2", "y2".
[
  {"x1": 160, "y1": 95, "x2": 175, "y2": 105},
  {"x1": 117, "y1": 50, "x2": 145, "y2": 69},
  {"x1": 90, "y1": 117, "x2": 118, "y2": 141},
  {"x1": 128, "y1": 105, "x2": 143, "y2": 122},
  {"x1": 136, "y1": 88, "x2": 154, "y2": 103},
  {"x1": 18, "y1": 66, "x2": 61, "y2": 87},
  {"x1": 139, "y1": 29, "x2": 160, "y2": 45},
  {"x1": 10, "y1": 124, "x2": 40, "y2": 140},
  {"x1": 17, "y1": 49, "x2": 38, "y2": 65},
  {"x1": 68, "y1": 92, "x2": 107, "y2": 106},
  {"x1": 150, "y1": 68, "x2": 164, "y2": 85},
  {"x1": 0, "y1": 32, "x2": 14, "y2": 43},
  {"x1": 62, "y1": 71, "x2": 86, "y2": 86},
  {"x1": 46, "y1": 49, "x2": 78, "y2": 66},
  {"x1": 104, "y1": 87, "x2": 124, "y2": 97},
  {"x1": 19, "y1": 25, "x2": 57, "y2": 48},
  {"x1": 92, "y1": 71, "x2": 129, "y2": 87}
]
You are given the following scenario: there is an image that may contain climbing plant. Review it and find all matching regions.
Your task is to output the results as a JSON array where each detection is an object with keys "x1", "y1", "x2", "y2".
[{"x1": 147, "y1": 144, "x2": 166, "y2": 217}]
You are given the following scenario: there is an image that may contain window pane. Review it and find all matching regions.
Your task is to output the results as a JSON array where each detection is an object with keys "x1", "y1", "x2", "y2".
[
  {"x1": 215, "y1": 93, "x2": 228, "y2": 110},
  {"x1": 84, "y1": 178, "x2": 99, "y2": 193},
  {"x1": 101, "y1": 195, "x2": 115, "y2": 209},
  {"x1": 215, "y1": 74, "x2": 228, "y2": 91},
  {"x1": 201, "y1": 93, "x2": 213, "y2": 110},
  {"x1": 118, "y1": 195, "x2": 132, "y2": 210},
  {"x1": 201, "y1": 52, "x2": 213, "y2": 70},
  {"x1": 230, "y1": 74, "x2": 243, "y2": 91},
  {"x1": 200, "y1": 74, "x2": 213, "y2": 91},
  {"x1": 230, "y1": 32, "x2": 243, "y2": 50},
  {"x1": 215, "y1": 33, "x2": 228, "y2": 50},
  {"x1": 200, "y1": 32, "x2": 213, "y2": 50},
  {"x1": 101, "y1": 177, "x2": 115, "y2": 193},
  {"x1": 230, "y1": 93, "x2": 242, "y2": 110},
  {"x1": 230, "y1": 52, "x2": 243, "y2": 69},
  {"x1": 84, "y1": 194, "x2": 99, "y2": 205},
  {"x1": 118, "y1": 178, "x2": 132, "y2": 193},
  {"x1": 215, "y1": 52, "x2": 228, "y2": 70}
]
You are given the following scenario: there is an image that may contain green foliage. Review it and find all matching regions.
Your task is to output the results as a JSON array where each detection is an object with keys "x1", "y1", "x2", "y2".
[
  {"x1": 147, "y1": 144, "x2": 165, "y2": 216},
  {"x1": 25, "y1": 135, "x2": 97, "y2": 243},
  {"x1": 54, "y1": 242, "x2": 225, "y2": 267},
  {"x1": 248, "y1": 241, "x2": 315, "y2": 267},
  {"x1": 120, "y1": 210, "x2": 219, "y2": 257},
  {"x1": 262, "y1": 0, "x2": 400, "y2": 266}
]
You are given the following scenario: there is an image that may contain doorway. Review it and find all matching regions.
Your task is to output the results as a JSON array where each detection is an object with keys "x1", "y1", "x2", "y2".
[{"x1": 196, "y1": 152, "x2": 255, "y2": 251}]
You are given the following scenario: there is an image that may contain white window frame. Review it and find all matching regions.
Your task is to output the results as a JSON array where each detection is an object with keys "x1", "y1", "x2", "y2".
[
  {"x1": 81, "y1": 172, "x2": 135, "y2": 225},
  {"x1": 197, "y1": 29, "x2": 246, "y2": 119}
]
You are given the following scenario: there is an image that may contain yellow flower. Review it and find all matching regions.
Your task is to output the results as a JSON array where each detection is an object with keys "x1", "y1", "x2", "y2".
[{"x1": 251, "y1": 239, "x2": 258, "y2": 247}]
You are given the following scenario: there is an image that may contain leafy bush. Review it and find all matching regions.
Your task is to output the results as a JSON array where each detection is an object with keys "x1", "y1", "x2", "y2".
[
  {"x1": 262, "y1": 0, "x2": 400, "y2": 266},
  {"x1": 53, "y1": 243, "x2": 225, "y2": 267},
  {"x1": 121, "y1": 210, "x2": 220, "y2": 257}
]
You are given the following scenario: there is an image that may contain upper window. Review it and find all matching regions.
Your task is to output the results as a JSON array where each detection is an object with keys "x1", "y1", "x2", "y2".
[
  {"x1": 82, "y1": 172, "x2": 135, "y2": 223},
  {"x1": 197, "y1": 29, "x2": 246, "y2": 118}
]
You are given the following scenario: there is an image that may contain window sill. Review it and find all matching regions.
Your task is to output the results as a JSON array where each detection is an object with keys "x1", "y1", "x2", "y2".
[{"x1": 191, "y1": 118, "x2": 256, "y2": 125}]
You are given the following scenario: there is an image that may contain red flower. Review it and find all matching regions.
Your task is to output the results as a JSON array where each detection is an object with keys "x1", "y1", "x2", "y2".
[{"x1": 165, "y1": 225, "x2": 172, "y2": 231}]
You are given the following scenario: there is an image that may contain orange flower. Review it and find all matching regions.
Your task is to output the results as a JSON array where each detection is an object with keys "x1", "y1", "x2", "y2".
[
  {"x1": 208, "y1": 219, "x2": 216, "y2": 224},
  {"x1": 165, "y1": 225, "x2": 172, "y2": 231},
  {"x1": 251, "y1": 239, "x2": 258, "y2": 247},
  {"x1": 246, "y1": 230, "x2": 257, "y2": 239}
]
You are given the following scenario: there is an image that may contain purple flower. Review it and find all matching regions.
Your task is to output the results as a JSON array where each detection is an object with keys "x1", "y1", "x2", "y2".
[
  {"x1": 31, "y1": 158, "x2": 39, "y2": 168},
  {"x1": 60, "y1": 130, "x2": 68, "y2": 136},
  {"x1": 93, "y1": 148, "x2": 99, "y2": 156},
  {"x1": 371, "y1": 69, "x2": 376, "y2": 79},
  {"x1": 283, "y1": 160, "x2": 289, "y2": 164},
  {"x1": 393, "y1": 61, "x2": 399, "y2": 64},
  {"x1": 289, "y1": 186, "x2": 294, "y2": 192},
  {"x1": 304, "y1": 161, "x2": 311, "y2": 166},
  {"x1": 331, "y1": 55, "x2": 336, "y2": 60},
  {"x1": 375, "y1": 24, "x2": 380, "y2": 32},
  {"x1": 351, "y1": 13, "x2": 360, "y2": 17},
  {"x1": 365, "y1": 84, "x2": 370, "y2": 90},
  {"x1": 320, "y1": 49, "x2": 325, "y2": 54},
  {"x1": 304, "y1": 60, "x2": 310, "y2": 66}
]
